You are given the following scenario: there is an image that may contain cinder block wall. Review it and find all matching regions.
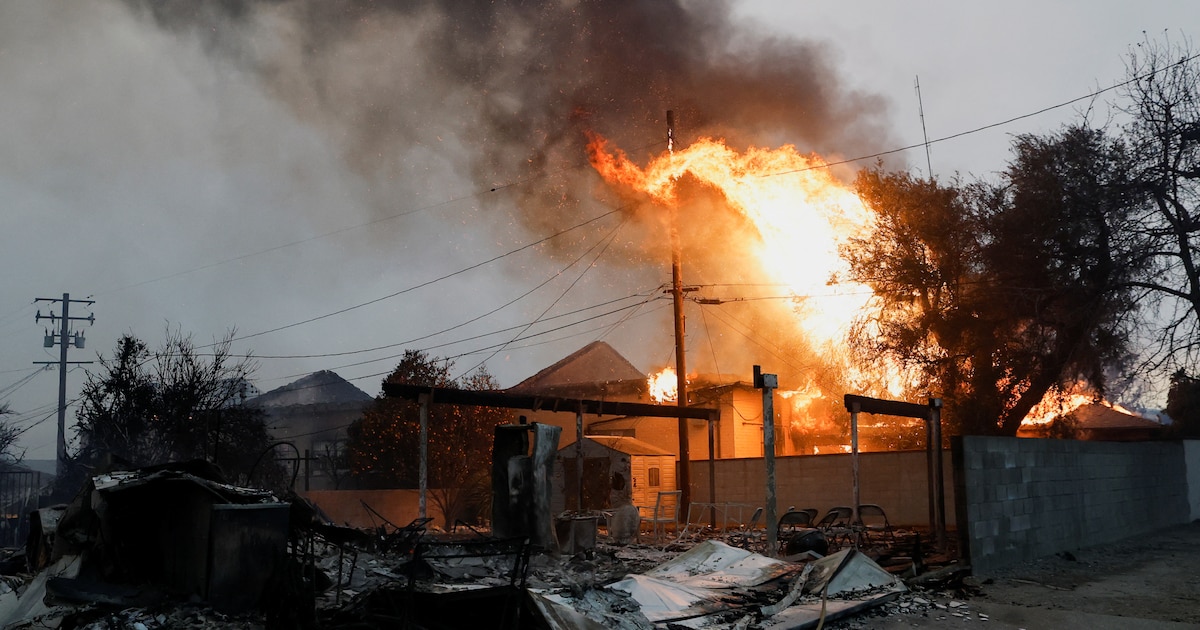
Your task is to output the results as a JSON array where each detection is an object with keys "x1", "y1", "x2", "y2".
[
  {"x1": 687, "y1": 450, "x2": 954, "y2": 527},
  {"x1": 1186, "y1": 440, "x2": 1200, "y2": 521},
  {"x1": 954, "y1": 437, "x2": 1190, "y2": 575}
]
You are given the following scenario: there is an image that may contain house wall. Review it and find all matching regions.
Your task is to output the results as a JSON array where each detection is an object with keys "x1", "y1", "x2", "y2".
[
  {"x1": 263, "y1": 401, "x2": 370, "y2": 490},
  {"x1": 686, "y1": 449, "x2": 954, "y2": 528},
  {"x1": 953, "y1": 436, "x2": 1191, "y2": 575},
  {"x1": 725, "y1": 389, "x2": 765, "y2": 459}
]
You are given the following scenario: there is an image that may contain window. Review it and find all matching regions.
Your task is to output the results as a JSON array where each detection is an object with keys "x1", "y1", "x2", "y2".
[{"x1": 648, "y1": 467, "x2": 661, "y2": 487}]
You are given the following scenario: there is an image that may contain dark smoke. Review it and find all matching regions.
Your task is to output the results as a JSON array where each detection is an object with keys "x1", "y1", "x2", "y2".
[{"x1": 119, "y1": 0, "x2": 894, "y2": 245}]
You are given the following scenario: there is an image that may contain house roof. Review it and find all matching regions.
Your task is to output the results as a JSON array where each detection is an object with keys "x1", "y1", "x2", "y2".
[
  {"x1": 560, "y1": 435, "x2": 675, "y2": 457},
  {"x1": 1073, "y1": 404, "x2": 1164, "y2": 431},
  {"x1": 508, "y1": 341, "x2": 646, "y2": 394},
  {"x1": 587, "y1": 416, "x2": 647, "y2": 431},
  {"x1": 249, "y1": 370, "x2": 373, "y2": 408}
]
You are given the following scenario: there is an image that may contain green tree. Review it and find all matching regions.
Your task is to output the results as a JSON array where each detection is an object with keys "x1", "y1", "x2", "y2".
[
  {"x1": 74, "y1": 328, "x2": 276, "y2": 485},
  {"x1": 844, "y1": 126, "x2": 1141, "y2": 435},
  {"x1": 345, "y1": 350, "x2": 512, "y2": 526}
]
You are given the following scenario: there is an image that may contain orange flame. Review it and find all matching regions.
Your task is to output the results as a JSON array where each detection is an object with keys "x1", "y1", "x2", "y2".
[
  {"x1": 1021, "y1": 384, "x2": 1141, "y2": 426},
  {"x1": 588, "y1": 134, "x2": 874, "y2": 345},
  {"x1": 648, "y1": 367, "x2": 678, "y2": 404}
]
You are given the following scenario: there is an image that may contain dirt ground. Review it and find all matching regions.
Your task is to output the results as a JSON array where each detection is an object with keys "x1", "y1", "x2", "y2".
[{"x1": 843, "y1": 521, "x2": 1200, "y2": 629}]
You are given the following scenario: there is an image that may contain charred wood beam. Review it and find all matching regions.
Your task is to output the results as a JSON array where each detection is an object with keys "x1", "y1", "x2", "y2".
[
  {"x1": 843, "y1": 394, "x2": 932, "y2": 419},
  {"x1": 383, "y1": 383, "x2": 720, "y2": 422}
]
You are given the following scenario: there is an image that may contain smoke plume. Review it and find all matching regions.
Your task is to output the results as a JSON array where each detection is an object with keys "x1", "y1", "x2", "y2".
[{"x1": 120, "y1": 0, "x2": 894, "y2": 248}]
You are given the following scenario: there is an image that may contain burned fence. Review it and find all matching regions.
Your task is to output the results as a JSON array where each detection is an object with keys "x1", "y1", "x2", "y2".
[{"x1": 0, "y1": 468, "x2": 42, "y2": 548}]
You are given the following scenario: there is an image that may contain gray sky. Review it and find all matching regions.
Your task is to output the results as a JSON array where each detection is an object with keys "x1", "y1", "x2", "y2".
[{"x1": 2, "y1": 1, "x2": 1197, "y2": 461}]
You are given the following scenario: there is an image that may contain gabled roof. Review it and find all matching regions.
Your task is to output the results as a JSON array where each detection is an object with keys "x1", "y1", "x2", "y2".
[
  {"x1": 1073, "y1": 404, "x2": 1164, "y2": 431},
  {"x1": 249, "y1": 371, "x2": 373, "y2": 408},
  {"x1": 509, "y1": 341, "x2": 645, "y2": 394},
  {"x1": 557, "y1": 435, "x2": 674, "y2": 457},
  {"x1": 587, "y1": 435, "x2": 674, "y2": 456}
]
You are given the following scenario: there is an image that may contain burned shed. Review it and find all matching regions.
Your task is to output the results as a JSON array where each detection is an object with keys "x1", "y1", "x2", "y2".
[
  {"x1": 35, "y1": 464, "x2": 289, "y2": 615},
  {"x1": 552, "y1": 435, "x2": 676, "y2": 513}
]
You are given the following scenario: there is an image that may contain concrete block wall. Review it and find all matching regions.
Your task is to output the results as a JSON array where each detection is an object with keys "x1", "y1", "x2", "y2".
[
  {"x1": 954, "y1": 437, "x2": 1190, "y2": 575},
  {"x1": 1187, "y1": 440, "x2": 1200, "y2": 521},
  {"x1": 687, "y1": 450, "x2": 955, "y2": 527}
]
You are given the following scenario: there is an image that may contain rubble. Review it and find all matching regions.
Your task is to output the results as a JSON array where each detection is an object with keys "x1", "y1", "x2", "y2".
[{"x1": 0, "y1": 450, "x2": 985, "y2": 629}]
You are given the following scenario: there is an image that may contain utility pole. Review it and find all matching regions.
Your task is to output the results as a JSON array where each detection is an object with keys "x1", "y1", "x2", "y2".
[
  {"x1": 34, "y1": 293, "x2": 95, "y2": 479},
  {"x1": 667, "y1": 110, "x2": 692, "y2": 515},
  {"x1": 754, "y1": 366, "x2": 779, "y2": 557}
]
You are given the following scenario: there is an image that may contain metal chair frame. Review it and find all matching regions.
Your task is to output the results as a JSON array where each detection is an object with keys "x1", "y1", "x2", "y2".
[{"x1": 638, "y1": 490, "x2": 682, "y2": 544}]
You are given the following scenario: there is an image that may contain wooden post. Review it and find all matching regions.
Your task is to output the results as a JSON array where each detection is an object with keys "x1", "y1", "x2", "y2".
[
  {"x1": 419, "y1": 392, "x2": 429, "y2": 520},
  {"x1": 667, "y1": 110, "x2": 692, "y2": 516}
]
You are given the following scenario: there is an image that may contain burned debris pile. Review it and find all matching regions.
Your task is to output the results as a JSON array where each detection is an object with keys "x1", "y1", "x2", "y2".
[
  {"x1": 0, "y1": 460, "x2": 969, "y2": 628},
  {"x1": 0, "y1": 455, "x2": 970, "y2": 629}
]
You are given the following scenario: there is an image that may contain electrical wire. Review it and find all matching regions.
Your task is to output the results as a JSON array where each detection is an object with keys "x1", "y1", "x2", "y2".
[
  {"x1": 765, "y1": 50, "x2": 1200, "y2": 177},
  {"x1": 261, "y1": 291, "x2": 663, "y2": 384},
  {"x1": 94, "y1": 140, "x2": 667, "y2": 299},
  {"x1": 226, "y1": 222, "x2": 647, "y2": 362},
  {"x1": 451, "y1": 216, "x2": 630, "y2": 379},
  {"x1": 218, "y1": 207, "x2": 624, "y2": 346},
  {"x1": 0, "y1": 367, "x2": 48, "y2": 399}
]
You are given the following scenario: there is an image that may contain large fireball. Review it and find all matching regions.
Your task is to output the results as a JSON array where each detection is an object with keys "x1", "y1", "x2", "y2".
[{"x1": 587, "y1": 134, "x2": 874, "y2": 346}]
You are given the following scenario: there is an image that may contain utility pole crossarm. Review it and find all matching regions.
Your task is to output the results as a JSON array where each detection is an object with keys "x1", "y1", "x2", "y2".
[{"x1": 33, "y1": 293, "x2": 95, "y2": 480}]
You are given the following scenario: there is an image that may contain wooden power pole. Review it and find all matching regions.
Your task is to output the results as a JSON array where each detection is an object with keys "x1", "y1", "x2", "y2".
[{"x1": 667, "y1": 110, "x2": 692, "y2": 513}]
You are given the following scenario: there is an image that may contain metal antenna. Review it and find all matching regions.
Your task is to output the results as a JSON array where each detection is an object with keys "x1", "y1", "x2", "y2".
[{"x1": 915, "y1": 76, "x2": 934, "y2": 179}]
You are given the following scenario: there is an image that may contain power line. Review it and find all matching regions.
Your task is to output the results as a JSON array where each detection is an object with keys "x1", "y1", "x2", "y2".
[
  {"x1": 221, "y1": 207, "x2": 624, "y2": 346},
  {"x1": 332, "y1": 293, "x2": 663, "y2": 375},
  {"x1": 766, "y1": 50, "x2": 1200, "y2": 177},
  {"x1": 226, "y1": 225, "x2": 651, "y2": 362},
  {"x1": 452, "y1": 216, "x2": 630, "y2": 379},
  {"x1": 0, "y1": 367, "x2": 48, "y2": 399},
  {"x1": 96, "y1": 141, "x2": 667, "y2": 299}
]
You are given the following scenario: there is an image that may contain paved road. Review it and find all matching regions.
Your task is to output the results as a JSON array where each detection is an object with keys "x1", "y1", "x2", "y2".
[{"x1": 845, "y1": 521, "x2": 1200, "y2": 629}]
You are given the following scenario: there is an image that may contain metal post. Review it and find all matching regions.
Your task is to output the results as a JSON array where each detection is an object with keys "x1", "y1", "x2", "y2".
[
  {"x1": 756, "y1": 366, "x2": 779, "y2": 557},
  {"x1": 850, "y1": 401, "x2": 861, "y2": 528},
  {"x1": 304, "y1": 448, "x2": 311, "y2": 492},
  {"x1": 575, "y1": 407, "x2": 585, "y2": 512},
  {"x1": 418, "y1": 393, "x2": 429, "y2": 520},
  {"x1": 930, "y1": 398, "x2": 946, "y2": 550},
  {"x1": 925, "y1": 408, "x2": 936, "y2": 540},
  {"x1": 708, "y1": 418, "x2": 716, "y2": 528}
]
